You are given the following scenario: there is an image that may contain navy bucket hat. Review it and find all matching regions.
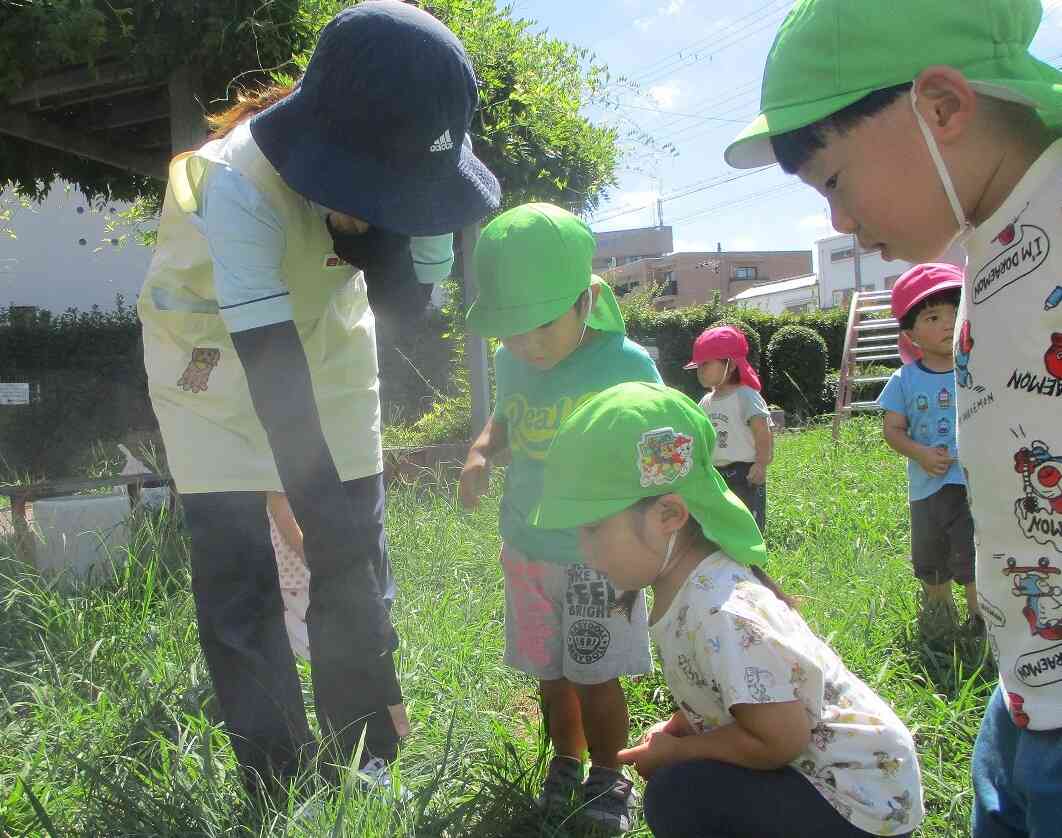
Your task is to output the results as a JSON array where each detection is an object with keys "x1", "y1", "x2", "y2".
[{"x1": 249, "y1": 0, "x2": 501, "y2": 237}]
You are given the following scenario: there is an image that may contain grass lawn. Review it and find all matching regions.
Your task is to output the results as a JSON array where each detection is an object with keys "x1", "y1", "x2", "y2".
[{"x1": 0, "y1": 417, "x2": 990, "y2": 836}]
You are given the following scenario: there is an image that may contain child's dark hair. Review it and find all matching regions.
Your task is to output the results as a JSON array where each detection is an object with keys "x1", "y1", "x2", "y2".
[
  {"x1": 899, "y1": 288, "x2": 961, "y2": 331},
  {"x1": 770, "y1": 83, "x2": 912, "y2": 174},
  {"x1": 629, "y1": 496, "x2": 795, "y2": 611}
]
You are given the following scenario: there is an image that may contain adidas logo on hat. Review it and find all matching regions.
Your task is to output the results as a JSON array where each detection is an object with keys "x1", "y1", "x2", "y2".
[{"x1": 429, "y1": 129, "x2": 454, "y2": 152}]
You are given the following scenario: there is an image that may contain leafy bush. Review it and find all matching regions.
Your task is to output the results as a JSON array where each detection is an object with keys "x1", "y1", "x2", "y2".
[
  {"x1": 621, "y1": 296, "x2": 848, "y2": 406},
  {"x1": 766, "y1": 324, "x2": 828, "y2": 420}
]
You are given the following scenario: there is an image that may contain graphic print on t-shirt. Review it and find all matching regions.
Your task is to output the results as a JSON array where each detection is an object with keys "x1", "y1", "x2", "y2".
[
  {"x1": 971, "y1": 216, "x2": 1049, "y2": 305},
  {"x1": 954, "y1": 320, "x2": 979, "y2": 391},
  {"x1": 1012, "y1": 434, "x2": 1062, "y2": 553},
  {"x1": 1002, "y1": 555, "x2": 1062, "y2": 644}
]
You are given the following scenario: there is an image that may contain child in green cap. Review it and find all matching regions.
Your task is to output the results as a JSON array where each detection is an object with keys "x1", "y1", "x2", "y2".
[
  {"x1": 533, "y1": 381, "x2": 925, "y2": 838},
  {"x1": 460, "y1": 202, "x2": 663, "y2": 833},
  {"x1": 726, "y1": 2, "x2": 1062, "y2": 834}
]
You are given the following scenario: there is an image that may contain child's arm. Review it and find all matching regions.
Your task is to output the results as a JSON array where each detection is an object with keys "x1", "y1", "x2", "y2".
[
  {"x1": 747, "y1": 416, "x2": 773, "y2": 485},
  {"x1": 882, "y1": 411, "x2": 953, "y2": 477},
  {"x1": 266, "y1": 492, "x2": 305, "y2": 557},
  {"x1": 458, "y1": 416, "x2": 509, "y2": 509},
  {"x1": 619, "y1": 700, "x2": 810, "y2": 778}
]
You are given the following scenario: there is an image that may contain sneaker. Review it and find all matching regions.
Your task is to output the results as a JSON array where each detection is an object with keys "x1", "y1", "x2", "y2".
[
  {"x1": 536, "y1": 755, "x2": 584, "y2": 809},
  {"x1": 357, "y1": 756, "x2": 411, "y2": 801},
  {"x1": 918, "y1": 597, "x2": 958, "y2": 647},
  {"x1": 581, "y1": 766, "x2": 638, "y2": 834}
]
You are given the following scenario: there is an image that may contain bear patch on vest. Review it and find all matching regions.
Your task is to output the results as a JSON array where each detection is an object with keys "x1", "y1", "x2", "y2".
[{"x1": 177, "y1": 348, "x2": 221, "y2": 393}]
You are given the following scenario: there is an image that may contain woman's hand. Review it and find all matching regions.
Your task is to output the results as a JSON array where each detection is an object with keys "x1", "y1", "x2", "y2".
[{"x1": 618, "y1": 730, "x2": 685, "y2": 780}]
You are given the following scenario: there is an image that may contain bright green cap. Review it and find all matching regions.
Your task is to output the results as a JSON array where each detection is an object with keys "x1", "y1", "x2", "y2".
[
  {"x1": 531, "y1": 382, "x2": 767, "y2": 567},
  {"x1": 466, "y1": 202, "x2": 625, "y2": 338},
  {"x1": 725, "y1": 0, "x2": 1062, "y2": 169}
]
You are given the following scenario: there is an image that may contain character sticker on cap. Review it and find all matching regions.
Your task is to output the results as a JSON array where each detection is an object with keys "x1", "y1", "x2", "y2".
[{"x1": 637, "y1": 427, "x2": 694, "y2": 488}]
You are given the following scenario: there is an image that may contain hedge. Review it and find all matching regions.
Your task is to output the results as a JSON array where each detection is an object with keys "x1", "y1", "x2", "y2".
[
  {"x1": 766, "y1": 324, "x2": 828, "y2": 418},
  {"x1": 0, "y1": 298, "x2": 455, "y2": 478},
  {"x1": 620, "y1": 290, "x2": 850, "y2": 406}
]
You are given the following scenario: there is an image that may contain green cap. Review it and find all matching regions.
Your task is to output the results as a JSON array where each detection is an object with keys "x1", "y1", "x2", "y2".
[
  {"x1": 531, "y1": 382, "x2": 767, "y2": 567},
  {"x1": 725, "y1": 0, "x2": 1062, "y2": 169},
  {"x1": 466, "y1": 202, "x2": 626, "y2": 338}
]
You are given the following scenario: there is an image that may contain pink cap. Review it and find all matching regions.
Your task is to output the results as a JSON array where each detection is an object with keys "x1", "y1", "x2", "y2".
[
  {"x1": 890, "y1": 263, "x2": 964, "y2": 363},
  {"x1": 684, "y1": 325, "x2": 762, "y2": 391}
]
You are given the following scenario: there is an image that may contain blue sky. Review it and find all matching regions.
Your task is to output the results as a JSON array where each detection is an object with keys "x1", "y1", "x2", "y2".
[{"x1": 515, "y1": 0, "x2": 1062, "y2": 256}]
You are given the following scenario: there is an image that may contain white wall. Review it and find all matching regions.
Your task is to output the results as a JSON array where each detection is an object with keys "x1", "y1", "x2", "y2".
[
  {"x1": 815, "y1": 234, "x2": 965, "y2": 309},
  {"x1": 1, "y1": 180, "x2": 154, "y2": 313},
  {"x1": 734, "y1": 284, "x2": 817, "y2": 315}
]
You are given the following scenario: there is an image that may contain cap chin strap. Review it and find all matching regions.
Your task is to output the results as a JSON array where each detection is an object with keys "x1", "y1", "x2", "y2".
[
  {"x1": 655, "y1": 531, "x2": 679, "y2": 583},
  {"x1": 910, "y1": 87, "x2": 975, "y2": 250},
  {"x1": 577, "y1": 294, "x2": 591, "y2": 346}
]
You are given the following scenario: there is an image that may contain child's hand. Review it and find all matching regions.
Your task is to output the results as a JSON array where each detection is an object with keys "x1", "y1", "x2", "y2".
[
  {"x1": 916, "y1": 446, "x2": 954, "y2": 477},
  {"x1": 747, "y1": 462, "x2": 767, "y2": 485},
  {"x1": 641, "y1": 711, "x2": 693, "y2": 742},
  {"x1": 618, "y1": 730, "x2": 684, "y2": 779},
  {"x1": 458, "y1": 450, "x2": 490, "y2": 509}
]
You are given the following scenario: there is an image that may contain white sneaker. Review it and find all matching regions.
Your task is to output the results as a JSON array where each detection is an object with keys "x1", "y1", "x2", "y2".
[{"x1": 357, "y1": 757, "x2": 411, "y2": 801}]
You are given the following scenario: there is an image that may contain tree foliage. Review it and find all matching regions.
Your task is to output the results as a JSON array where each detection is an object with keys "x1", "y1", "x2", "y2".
[
  {"x1": 0, "y1": 0, "x2": 313, "y2": 203},
  {"x1": 1, "y1": 0, "x2": 625, "y2": 214}
]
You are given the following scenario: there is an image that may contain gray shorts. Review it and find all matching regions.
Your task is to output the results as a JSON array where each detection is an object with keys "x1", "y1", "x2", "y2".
[
  {"x1": 501, "y1": 543, "x2": 653, "y2": 684},
  {"x1": 910, "y1": 484, "x2": 975, "y2": 585}
]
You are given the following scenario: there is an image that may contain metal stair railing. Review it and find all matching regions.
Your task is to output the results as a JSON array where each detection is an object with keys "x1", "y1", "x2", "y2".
[{"x1": 832, "y1": 290, "x2": 900, "y2": 441}]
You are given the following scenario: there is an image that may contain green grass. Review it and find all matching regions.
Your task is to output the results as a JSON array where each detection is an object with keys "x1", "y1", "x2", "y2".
[{"x1": 0, "y1": 418, "x2": 987, "y2": 836}]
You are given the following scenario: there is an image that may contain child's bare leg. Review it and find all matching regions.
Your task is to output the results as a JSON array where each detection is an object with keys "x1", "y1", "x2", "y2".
[
  {"x1": 540, "y1": 677, "x2": 586, "y2": 759},
  {"x1": 963, "y1": 582, "x2": 979, "y2": 617},
  {"x1": 574, "y1": 679, "x2": 628, "y2": 770},
  {"x1": 922, "y1": 580, "x2": 952, "y2": 602}
]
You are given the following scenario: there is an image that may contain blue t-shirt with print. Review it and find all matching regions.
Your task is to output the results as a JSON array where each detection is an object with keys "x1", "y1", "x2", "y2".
[
  {"x1": 494, "y1": 332, "x2": 662, "y2": 564},
  {"x1": 877, "y1": 361, "x2": 965, "y2": 501}
]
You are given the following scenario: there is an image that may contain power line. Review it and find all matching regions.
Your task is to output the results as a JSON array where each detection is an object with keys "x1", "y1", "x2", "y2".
[
  {"x1": 622, "y1": 0, "x2": 791, "y2": 86},
  {"x1": 613, "y1": 102, "x2": 750, "y2": 124},
  {"x1": 590, "y1": 166, "x2": 773, "y2": 225},
  {"x1": 668, "y1": 181, "x2": 803, "y2": 225}
]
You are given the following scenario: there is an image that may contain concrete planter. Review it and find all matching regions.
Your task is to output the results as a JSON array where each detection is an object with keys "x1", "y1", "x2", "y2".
[{"x1": 29, "y1": 493, "x2": 131, "y2": 589}]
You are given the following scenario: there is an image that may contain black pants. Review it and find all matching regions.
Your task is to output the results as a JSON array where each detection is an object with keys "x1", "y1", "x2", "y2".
[
  {"x1": 644, "y1": 760, "x2": 912, "y2": 838},
  {"x1": 181, "y1": 473, "x2": 401, "y2": 789},
  {"x1": 717, "y1": 461, "x2": 766, "y2": 533}
]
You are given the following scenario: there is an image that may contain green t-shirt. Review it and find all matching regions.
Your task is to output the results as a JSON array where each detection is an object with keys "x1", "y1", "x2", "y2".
[{"x1": 494, "y1": 331, "x2": 662, "y2": 564}]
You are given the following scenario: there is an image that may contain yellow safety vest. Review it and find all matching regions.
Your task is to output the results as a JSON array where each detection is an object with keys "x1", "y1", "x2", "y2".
[{"x1": 137, "y1": 126, "x2": 382, "y2": 494}]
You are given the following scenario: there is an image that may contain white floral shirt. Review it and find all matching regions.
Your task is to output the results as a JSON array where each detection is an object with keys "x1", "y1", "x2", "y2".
[{"x1": 650, "y1": 553, "x2": 924, "y2": 836}]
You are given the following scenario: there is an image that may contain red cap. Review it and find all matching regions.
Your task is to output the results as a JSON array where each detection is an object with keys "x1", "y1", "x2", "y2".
[
  {"x1": 684, "y1": 325, "x2": 762, "y2": 391},
  {"x1": 890, "y1": 263, "x2": 964, "y2": 363}
]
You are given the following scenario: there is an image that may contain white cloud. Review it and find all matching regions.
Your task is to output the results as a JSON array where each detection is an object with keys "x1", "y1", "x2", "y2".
[
  {"x1": 634, "y1": 0, "x2": 686, "y2": 31},
  {"x1": 647, "y1": 81, "x2": 681, "y2": 109},
  {"x1": 799, "y1": 212, "x2": 837, "y2": 243},
  {"x1": 731, "y1": 236, "x2": 758, "y2": 251}
]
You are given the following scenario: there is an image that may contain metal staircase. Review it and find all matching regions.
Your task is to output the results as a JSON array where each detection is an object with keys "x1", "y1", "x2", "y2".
[{"x1": 832, "y1": 290, "x2": 900, "y2": 440}]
